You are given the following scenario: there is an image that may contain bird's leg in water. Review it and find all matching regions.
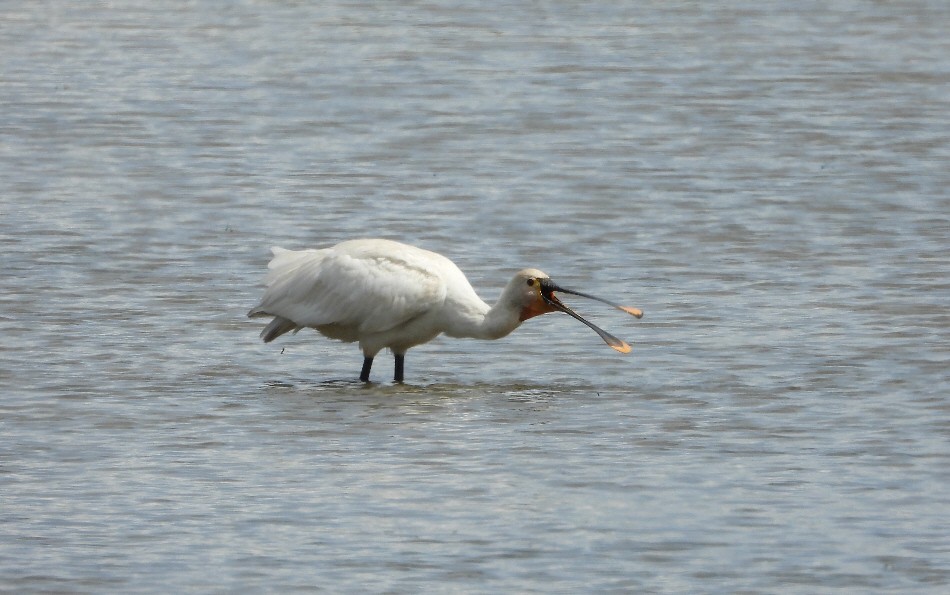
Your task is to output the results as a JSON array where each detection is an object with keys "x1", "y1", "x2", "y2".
[
  {"x1": 360, "y1": 356, "x2": 373, "y2": 382},
  {"x1": 394, "y1": 354, "x2": 405, "y2": 383}
]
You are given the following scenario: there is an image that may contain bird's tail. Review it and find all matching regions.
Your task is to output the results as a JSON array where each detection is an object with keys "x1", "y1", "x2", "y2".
[
  {"x1": 254, "y1": 315, "x2": 300, "y2": 343},
  {"x1": 248, "y1": 246, "x2": 318, "y2": 342}
]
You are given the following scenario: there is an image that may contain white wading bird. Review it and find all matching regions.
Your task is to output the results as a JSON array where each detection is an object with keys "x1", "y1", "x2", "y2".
[{"x1": 248, "y1": 239, "x2": 643, "y2": 382}]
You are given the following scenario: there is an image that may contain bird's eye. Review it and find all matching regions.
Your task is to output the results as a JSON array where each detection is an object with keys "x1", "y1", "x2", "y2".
[{"x1": 527, "y1": 278, "x2": 535, "y2": 287}]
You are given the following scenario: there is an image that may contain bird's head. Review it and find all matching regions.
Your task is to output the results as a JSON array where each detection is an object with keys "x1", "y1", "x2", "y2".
[{"x1": 508, "y1": 268, "x2": 643, "y2": 353}]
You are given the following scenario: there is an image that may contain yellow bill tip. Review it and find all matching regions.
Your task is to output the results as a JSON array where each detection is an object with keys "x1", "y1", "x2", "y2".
[
  {"x1": 610, "y1": 341, "x2": 632, "y2": 354},
  {"x1": 620, "y1": 306, "x2": 643, "y2": 319}
]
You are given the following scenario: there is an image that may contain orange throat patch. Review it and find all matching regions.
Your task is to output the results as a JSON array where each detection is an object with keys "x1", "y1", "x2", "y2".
[{"x1": 519, "y1": 298, "x2": 555, "y2": 321}]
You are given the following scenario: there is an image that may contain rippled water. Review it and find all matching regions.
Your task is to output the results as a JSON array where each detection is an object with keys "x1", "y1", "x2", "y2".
[{"x1": 2, "y1": 1, "x2": 949, "y2": 592}]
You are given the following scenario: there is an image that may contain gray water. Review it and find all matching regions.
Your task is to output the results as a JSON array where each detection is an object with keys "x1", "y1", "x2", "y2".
[{"x1": 2, "y1": 1, "x2": 949, "y2": 592}]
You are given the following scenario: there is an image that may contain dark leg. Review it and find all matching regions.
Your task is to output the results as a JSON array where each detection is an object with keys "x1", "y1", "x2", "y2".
[
  {"x1": 394, "y1": 354, "x2": 405, "y2": 383},
  {"x1": 359, "y1": 356, "x2": 373, "y2": 382}
]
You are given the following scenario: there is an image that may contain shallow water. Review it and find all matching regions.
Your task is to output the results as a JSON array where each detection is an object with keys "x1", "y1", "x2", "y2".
[{"x1": 2, "y1": 1, "x2": 949, "y2": 592}]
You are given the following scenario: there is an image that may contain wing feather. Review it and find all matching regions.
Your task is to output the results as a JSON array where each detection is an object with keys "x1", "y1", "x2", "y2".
[{"x1": 249, "y1": 243, "x2": 446, "y2": 335}]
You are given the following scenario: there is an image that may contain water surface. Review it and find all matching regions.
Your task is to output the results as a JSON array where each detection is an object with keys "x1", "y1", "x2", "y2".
[{"x1": 2, "y1": 1, "x2": 948, "y2": 592}]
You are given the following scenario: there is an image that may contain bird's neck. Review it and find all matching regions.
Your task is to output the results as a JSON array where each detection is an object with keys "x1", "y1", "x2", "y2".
[{"x1": 443, "y1": 296, "x2": 522, "y2": 341}]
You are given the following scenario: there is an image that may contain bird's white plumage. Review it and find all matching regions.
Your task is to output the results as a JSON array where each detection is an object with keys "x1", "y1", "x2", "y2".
[
  {"x1": 252, "y1": 241, "x2": 445, "y2": 335},
  {"x1": 248, "y1": 239, "x2": 497, "y2": 356}
]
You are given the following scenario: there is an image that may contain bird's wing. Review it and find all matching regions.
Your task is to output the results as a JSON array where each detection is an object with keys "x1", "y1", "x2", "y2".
[{"x1": 250, "y1": 246, "x2": 446, "y2": 333}]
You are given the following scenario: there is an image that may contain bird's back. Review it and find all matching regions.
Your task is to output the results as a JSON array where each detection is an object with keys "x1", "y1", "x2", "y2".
[{"x1": 248, "y1": 239, "x2": 455, "y2": 342}]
